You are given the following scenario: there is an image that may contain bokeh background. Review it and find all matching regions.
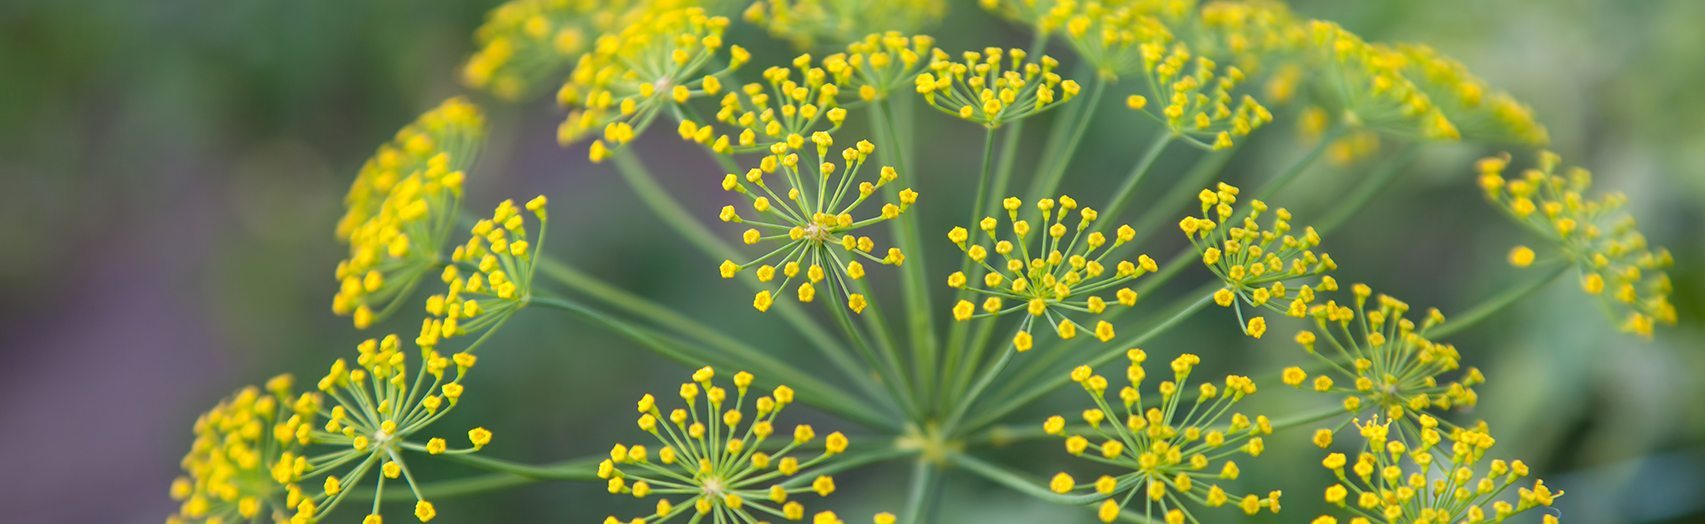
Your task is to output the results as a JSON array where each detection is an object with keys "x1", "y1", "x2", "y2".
[{"x1": 3, "y1": 0, "x2": 1703, "y2": 522}]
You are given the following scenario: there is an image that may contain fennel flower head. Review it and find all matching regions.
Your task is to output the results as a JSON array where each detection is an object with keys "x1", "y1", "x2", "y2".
[
  {"x1": 556, "y1": 6, "x2": 745, "y2": 162},
  {"x1": 169, "y1": 375, "x2": 311, "y2": 524},
  {"x1": 717, "y1": 133, "x2": 916, "y2": 313},
  {"x1": 915, "y1": 47, "x2": 1081, "y2": 128},
  {"x1": 1181, "y1": 182, "x2": 1337, "y2": 339},
  {"x1": 416, "y1": 196, "x2": 549, "y2": 351},
  {"x1": 1282, "y1": 286, "x2": 1481, "y2": 427},
  {"x1": 462, "y1": 0, "x2": 653, "y2": 100},
  {"x1": 679, "y1": 53, "x2": 848, "y2": 155},
  {"x1": 948, "y1": 195, "x2": 1158, "y2": 350},
  {"x1": 743, "y1": 0, "x2": 947, "y2": 50},
  {"x1": 599, "y1": 367, "x2": 851, "y2": 523},
  {"x1": 1301, "y1": 21, "x2": 1460, "y2": 142},
  {"x1": 333, "y1": 97, "x2": 486, "y2": 330},
  {"x1": 1477, "y1": 151, "x2": 1675, "y2": 338},
  {"x1": 1049, "y1": 0, "x2": 1181, "y2": 79},
  {"x1": 823, "y1": 32, "x2": 937, "y2": 103},
  {"x1": 1316, "y1": 417, "x2": 1561, "y2": 524},
  {"x1": 1123, "y1": 41, "x2": 1273, "y2": 150},
  {"x1": 1046, "y1": 351, "x2": 1280, "y2": 523},
  {"x1": 275, "y1": 334, "x2": 489, "y2": 523}
]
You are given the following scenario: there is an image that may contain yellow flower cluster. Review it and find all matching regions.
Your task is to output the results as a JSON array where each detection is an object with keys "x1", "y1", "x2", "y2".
[
  {"x1": 1301, "y1": 21, "x2": 1461, "y2": 141},
  {"x1": 418, "y1": 197, "x2": 549, "y2": 351},
  {"x1": 1125, "y1": 42, "x2": 1272, "y2": 150},
  {"x1": 273, "y1": 334, "x2": 488, "y2": 523},
  {"x1": 1046, "y1": 351, "x2": 1279, "y2": 523},
  {"x1": 556, "y1": 7, "x2": 744, "y2": 162},
  {"x1": 463, "y1": 0, "x2": 651, "y2": 100},
  {"x1": 1195, "y1": 0, "x2": 1305, "y2": 75},
  {"x1": 169, "y1": 375, "x2": 308, "y2": 524},
  {"x1": 1397, "y1": 44, "x2": 1548, "y2": 146},
  {"x1": 718, "y1": 133, "x2": 916, "y2": 313},
  {"x1": 334, "y1": 97, "x2": 485, "y2": 330},
  {"x1": 1283, "y1": 286, "x2": 1481, "y2": 424},
  {"x1": 680, "y1": 54, "x2": 848, "y2": 155},
  {"x1": 599, "y1": 367, "x2": 850, "y2": 523},
  {"x1": 977, "y1": 0, "x2": 1067, "y2": 34},
  {"x1": 915, "y1": 47, "x2": 1081, "y2": 128},
  {"x1": 1050, "y1": 0, "x2": 1179, "y2": 78},
  {"x1": 823, "y1": 32, "x2": 936, "y2": 102},
  {"x1": 1315, "y1": 417, "x2": 1560, "y2": 524},
  {"x1": 948, "y1": 195, "x2": 1158, "y2": 350},
  {"x1": 1478, "y1": 152, "x2": 1676, "y2": 338},
  {"x1": 743, "y1": 0, "x2": 947, "y2": 50},
  {"x1": 1180, "y1": 183, "x2": 1337, "y2": 338}
]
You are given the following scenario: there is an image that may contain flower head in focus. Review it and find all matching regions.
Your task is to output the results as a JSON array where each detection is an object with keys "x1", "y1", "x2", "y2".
[
  {"x1": 557, "y1": 7, "x2": 742, "y2": 162},
  {"x1": 1477, "y1": 152, "x2": 1675, "y2": 338},
  {"x1": 463, "y1": 0, "x2": 650, "y2": 100},
  {"x1": 823, "y1": 32, "x2": 936, "y2": 102},
  {"x1": 334, "y1": 97, "x2": 486, "y2": 330},
  {"x1": 744, "y1": 0, "x2": 947, "y2": 50},
  {"x1": 1180, "y1": 183, "x2": 1336, "y2": 338},
  {"x1": 948, "y1": 195, "x2": 1158, "y2": 350},
  {"x1": 915, "y1": 47, "x2": 1081, "y2": 128},
  {"x1": 169, "y1": 375, "x2": 309, "y2": 524},
  {"x1": 418, "y1": 196, "x2": 549, "y2": 351},
  {"x1": 1282, "y1": 286, "x2": 1481, "y2": 425},
  {"x1": 718, "y1": 133, "x2": 915, "y2": 313},
  {"x1": 1046, "y1": 351, "x2": 1280, "y2": 523},
  {"x1": 599, "y1": 367, "x2": 851, "y2": 523},
  {"x1": 1397, "y1": 44, "x2": 1548, "y2": 146},
  {"x1": 272, "y1": 334, "x2": 487, "y2": 523},
  {"x1": 1194, "y1": 0, "x2": 1306, "y2": 75},
  {"x1": 1124, "y1": 42, "x2": 1273, "y2": 150},
  {"x1": 680, "y1": 54, "x2": 847, "y2": 154},
  {"x1": 1316, "y1": 417, "x2": 1561, "y2": 524}
]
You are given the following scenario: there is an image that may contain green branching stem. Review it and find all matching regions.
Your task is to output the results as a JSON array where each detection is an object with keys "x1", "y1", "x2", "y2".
[
  {"x1": 355, "y1": 455, "x2": 602, "y2": 502},
  {"x1": 1431, "y1": 261, "x2": 1571, "y2": 338},
  {"x1": 870, "y1": 100, "x2": 938, "y2": 406},
  {"x1": 1252, "y1": 124, "x2": 1346, "y2": 202},
  {"x1": 1316, "y1": 142, "x2": 1419, "y2": 233},
  {"x1": 1100, "y1": 133, "x2": 1173, "y2": 224},
  {"x1": 529, "y1": 295, "x2": 898, "y2": 431},
  {"x1": 941, "y1": 128, "x2": 1002, "y2": 414},
  {"x1": 1027, "y1": 75, "x2": 1109, "y2": 200}
]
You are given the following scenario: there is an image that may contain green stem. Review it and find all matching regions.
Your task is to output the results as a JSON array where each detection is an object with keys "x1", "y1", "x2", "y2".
[
  {"x1": 1100, "y1": 133, "x2": 1173, "y2": 224},
  {"x1": 825, "y1": 283, "x2": 920, "y2": 421},
  {"x1": 1252, "y1": 124, "x2": 1345, "y2": 202},
  {"x1": 966, "y1": 290, "x2": 1214, "y2": 432},
  {"x1": 1124, "y1": 146, "x2": 1237, "y2": 247},
  {"x1": 1316, "y1": 142, "x2": 1418, "y2": 233},
  {"x1": 871, "y1": 101, "x2": 938, "y2": 406},
  {"x1": 943, "y1": 343, "x2": 1016, "y2": 434},
  {"x1": 1431, "y1": 261, "x2": 1570, "y2": 338},
  {"x1": 941, "y1": 128, "x2": 1001, "y2": 414},
  {"x1": 440, "y1": 453, "x2": 601, "y2": 480},
  {"x1": 948, "y1": 452, "x2": 1104, "y2": 506},
  {"x1": 530, "y1": 295, "x2": 899, "y2": 431},
  {"x1": 1028, "y1": 76, "x2": 1107, "y2": 200},
  {"x1": 900, "y1": 459, "x2": 940, "y2": 524},
  {"x1": 354, "y1": 456, "x2": 602, "y2": 502}
]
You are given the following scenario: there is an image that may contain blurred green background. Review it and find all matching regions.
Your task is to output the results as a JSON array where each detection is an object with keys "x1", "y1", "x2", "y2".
[{"x1": 2, "y1": 0, "x2": 1702, "y2": 522}]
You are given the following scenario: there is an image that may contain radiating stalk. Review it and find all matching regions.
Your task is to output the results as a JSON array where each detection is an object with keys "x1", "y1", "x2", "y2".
[
  {"x1": 1098, "y1": 133, "x2": 1173, "y2": 224},
  {"x1": 1430, "y1": 261, "x2": 1570, "y2": 338},
  {"x1": 1027, "y1": 74, "x2": 1108, "y2": 200},
  {"x1": 940, "y1": 128, "x2": 1001, "y2": 414},
  {"x1": 870, "y1": 101, "x2": 938, "y2": 406}
]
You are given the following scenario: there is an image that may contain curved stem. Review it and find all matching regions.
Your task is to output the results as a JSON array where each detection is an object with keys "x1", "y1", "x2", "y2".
[
  {"x1": 1027, "y1": 76, "x2": 1108, "y2": 200},
  {"x1": 948, "y1": 452, "x2": 1106, "y2": 507},
  {"x1": 1431, "y1": 261, "x2": 1570, "y2": 338},
  {"x1": 529, "y1": 295, "x2": 899, "y2": 431},
  {"x1": 1099, "y1": 134, "x2": 1173, "y2": 224},
  {"x1": 1251, "y1": 124, "x2": 1345, "y2": 202},
  {"x1": 1316, "y1": 142, "x2": 1418, "y2": 233}
]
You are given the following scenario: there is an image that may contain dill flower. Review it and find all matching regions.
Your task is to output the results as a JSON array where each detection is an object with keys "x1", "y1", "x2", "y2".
[
  {"x1": 599, "y1": 367, "x2": 851, "y2": 523},
  {"x1": 948, "y1": 195, "x2": 1158, "y2": 348},
  {"x1": 1194, "y1": 0, "x2": 1305, "y2": 75},
  {"x1": 334, "y1": 97, "x2": 486, "y2": 330},
  {"x1": 743, "y1": 0, "x2": 947, "y2": 50},
  {"x1": 822, "y1": 32, "x2": 936, "y2": 102},
  {"x1": 556, "y1": 7, "x2": 744, "y2": 162},
  {"x1": 1477, "y1": 152, "x2": 1676, "y2": 338},
  {"x1": 1301, "y1": 21, "x2": 1460, "y2": 141},
  {"x1": 1180, "y1": 183, "x2": 1337, "y2": 338},
  {"x1": 977, "y1": 0, "x2": 1067, "y2": 35},
  {"x1": 914, "y1": 47, "x2": 1081, "y2": 128},
  {"x1": 1317, "y1": 417, "x2": 1561, "y2": 524},
  {"x1": 1396, "y1": 44, "x2": 1548, "y2": 146},
  {"x1": 463, "y1": 0, "x2": 642, "y2": 100},
  {"x1": 169, "y1": 375, "x2": 310, "y2": 524},
  {"x1": 1123, "y1": 42, "x2": 1273, "y2": 150},
  {"x1": 1050, "y1": 0, "x2": 1177, "y2": 78},
  {"x1": 276, "y1": 334, "x2": 488, "y2": 523},
  {"x1": 679, "y1": 54, "x2": 848, "y2": 155},
  {"x1": 1281, "y1": 286, "x2": 1481, "y2": 425},
  {"x1": 418, "y1": 196, "x2": 549, "y2": 351},
  {"x1": 1046, "y1": 351, "x2": 1280, "y2": 523},
  {"x1": 717, "y1": 133, "x2": 915, "y2": 313}
]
